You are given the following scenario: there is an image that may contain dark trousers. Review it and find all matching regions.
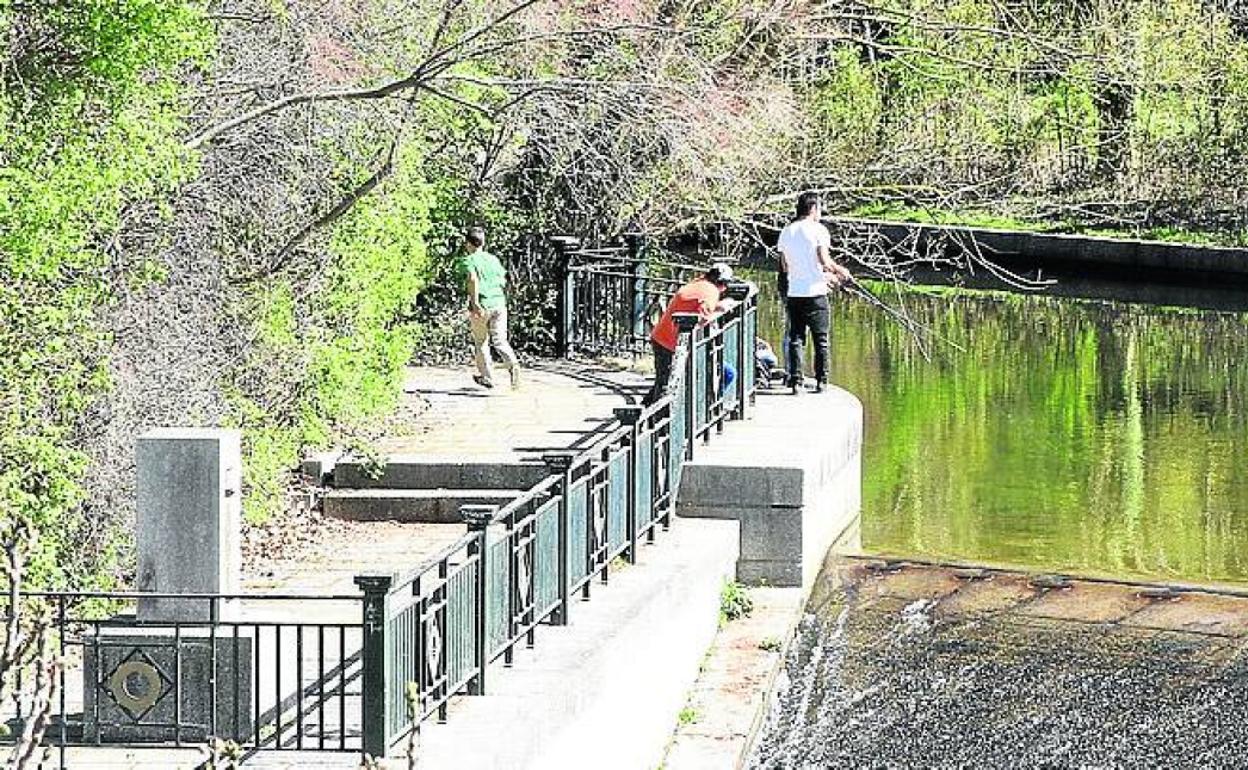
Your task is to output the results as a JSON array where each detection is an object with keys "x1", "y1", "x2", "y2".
[
  {"x1": 643, "y1": 341, "x2": 675, "y2": 406},
  {"x1": 785, "y1": 295, "x2": 831, "y2": 385},
  {"x1": 777, "y1": 270, "x2": 791, "y2": 370}
]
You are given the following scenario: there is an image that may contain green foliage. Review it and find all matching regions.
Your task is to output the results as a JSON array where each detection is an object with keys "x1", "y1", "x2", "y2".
[
  {"x1": 797, "y1": 0, "x2": 1248, "y2": 228},
  {"x1": 719, "y1": 580, "x2": 754, "y2": 624},
  {"x1": 809, "y1": 49, "x2": 883, "y2": 165},
  {"x1": 758, "y1": 636, "x2": 783, "y2": 653},
  {"x1": 0, "y1": 1, "x2": 210, "y2": 584},
  {"x1": 231, "y1": 142, "x2": 437, "y2": 522},
  {"x1": 229, "y1": 394, "x2": 305, "y2": 526},
  {"x1": 848, "y1": 202, "x2": 1050, "y2": 232},
  {"x1": 315, "y1": 146, "x2": 433, "y2": 428},
  {"x1": 845, "y1": 202, "x2": 1248, "y2": 247}
]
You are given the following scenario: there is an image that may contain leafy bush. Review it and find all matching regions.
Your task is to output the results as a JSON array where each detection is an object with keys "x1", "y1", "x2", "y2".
[
  {"x1": 0, "y1": 0, "x2": 210, "y2": 584},
  {"x1": 719, "y1": 580, "x2": 755, "y2": 624},
  {"x1": 230, "y1": 142, "x2": 437, "y2": 522}
]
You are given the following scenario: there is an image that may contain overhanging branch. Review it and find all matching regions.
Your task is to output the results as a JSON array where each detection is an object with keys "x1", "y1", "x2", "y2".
[{"x1": 230, "y1": 139, "x2": 401, "y2": 285}]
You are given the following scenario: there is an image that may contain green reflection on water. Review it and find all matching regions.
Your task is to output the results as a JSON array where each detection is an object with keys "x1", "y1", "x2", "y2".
[{"x1": 755, "y1": 279, "x2": 1248, "y2": 584}]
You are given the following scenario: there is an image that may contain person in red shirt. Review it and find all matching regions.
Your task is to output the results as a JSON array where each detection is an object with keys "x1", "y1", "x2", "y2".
[{"x1": 643, "y1": 263, "x2": 736, "y2": 406}]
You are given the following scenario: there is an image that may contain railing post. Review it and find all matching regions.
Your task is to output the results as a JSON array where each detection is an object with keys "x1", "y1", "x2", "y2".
[
  {"x1": 543, "y1": 452, "x2": 575, "y2": 626},
  {"x1": 355, "y1": 573, "x2": 394, "y2": 760},
  {"x1": 736, "y1": 305, "x2": 748, "y2": 421},
  {"x1": 462, "y1": 505, "x2": 496, "y2": 696},
  {"x1": 625, "y1": 232, "x2": 648, "y2": 347},
  {"x1": 674, "y1": 314, "x2": 698, "y2": 461},
  {"x1": 549, "y1": 236, "x2": 581, "y2": 358},
  {"x1": 746, "y1": 297, "x2": 758, "y2": 406},
  {"x1": 614, "y1": 406, "x2": 643, "y2": 564}
]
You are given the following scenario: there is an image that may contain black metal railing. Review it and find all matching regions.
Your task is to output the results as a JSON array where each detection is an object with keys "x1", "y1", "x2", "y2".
[
  {"x1": 553, "y1": 235, "x2": 759, "y2": 434},
  {"x1": 355, "y1": 265, "x2": 760, "y2": 757},
  {"x1": 553, "y1": 236, "x2": 713, "y2": 356},
  {"x1": 2, "y1": 591, "x2": 366, "y2": 767},
  {"x1": 356, "y1": 370, "x2": 688, "y2": 756},
  {"x1": 687, "y1": 286, "x2": 758, "y2": 441},
  {"x1": 6, "y1": 233, "x2": 761, "y2": 766}
]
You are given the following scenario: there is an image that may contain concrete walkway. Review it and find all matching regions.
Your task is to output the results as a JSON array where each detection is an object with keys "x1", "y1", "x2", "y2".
[
  {"x1": 244, "y1": 520, "x2": 469, "y2": 599},
  {"x1": 415, "y1": 518, "x2": 738, "y2": 770},
  {"x1": 320, "y1": 364, "x2": 650, "y2": 522},
  {"x1": 58, "y1": 363, "x2": 653, "y2": 769},
  {"x1": 379, "y1": 364, "x2": 647, "y2": 459}
]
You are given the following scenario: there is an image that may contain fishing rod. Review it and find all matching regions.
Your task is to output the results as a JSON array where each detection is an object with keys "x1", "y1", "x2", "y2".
[{"x1": 839, "y1": 274, "x2": 967, "y2": 355}]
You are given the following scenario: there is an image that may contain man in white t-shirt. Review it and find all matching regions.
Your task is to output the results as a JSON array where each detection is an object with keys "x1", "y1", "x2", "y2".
[{"x1": 776, "y1": 192, "x2": 853, "y2": 394}]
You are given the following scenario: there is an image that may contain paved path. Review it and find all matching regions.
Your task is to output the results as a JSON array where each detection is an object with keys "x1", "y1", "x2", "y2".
[
  {"x1": 251, "y1": 362, "x2": 648, "y2": 598},
  {"x1": 55, "y1": 362, "x2": 650, "y2": 769},
  {"x1": 244, "y1": 520, "x2": 468, "y2": 599},
  {"x1": 378, "y1": 363, "x2": 647, "y2": 460}
]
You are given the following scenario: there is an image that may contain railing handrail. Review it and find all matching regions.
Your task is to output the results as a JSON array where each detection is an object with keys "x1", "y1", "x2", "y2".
[
  {"x1": 490, "y1": 472, "x2": 563, "y2": 522},
  {"x1": 357, "y1": 235, "x2": 761, "y2": 757},
  {"x1": 13, "y1": 588, "x2": 364, "y2": 601},
  {"x1": 384, "y1": 530, "x2": 476, "y2": 596},
  {"x1": 568, "y1": 250, "x2": 712, "y2": 277}
]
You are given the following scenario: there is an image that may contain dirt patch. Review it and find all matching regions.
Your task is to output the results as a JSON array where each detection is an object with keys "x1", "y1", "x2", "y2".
[{"x1": 242, "y1": 480, "x2": 349, "y2": 575}]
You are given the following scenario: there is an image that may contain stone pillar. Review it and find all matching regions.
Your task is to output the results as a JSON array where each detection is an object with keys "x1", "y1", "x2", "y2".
[{"x1": 136, "y1": 428, "x2": 242, "y2": 622}]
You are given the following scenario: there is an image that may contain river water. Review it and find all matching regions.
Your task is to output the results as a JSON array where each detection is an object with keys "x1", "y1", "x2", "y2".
[
  {"x1": 754, "y1": 280, "x2": 1248, "y2": 585},
  {"x1": 747, "y1": 280, "x2": 1248, "y2": 768}
]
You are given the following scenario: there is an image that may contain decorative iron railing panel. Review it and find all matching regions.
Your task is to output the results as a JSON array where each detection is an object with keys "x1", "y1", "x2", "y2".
[
  {"x1": 607, "y1": 448, "x2": 629, "y2": 552},
  {"x1": 668, "y1": 373, "x2": 688, "y2": 498},
  {"x1": 385, "y1": 596, "x2": 419, "y2": 739},
  {"x1": 567, "y1": 476, "x2": 590, "y2": 588},
  {"x1": 724, "y1": 317, "x2": 742, "y2": 413},
  {"x1": 635, "y1": 430, "x2": 656, "y2": 533},
  {"x1": 693, "y1": 337, "x2": 709, "y2": 436},
  {"x1": 443, "y1": 560, "x2": 478, "y2": 700},
  {"x1": 533, "y1": 497, "x2": 561, "y2": 616},
  {"x1": 2, "y1": 592, "x2": 367, "y2": 767},
  {"x1": 485, "y1": 536, "x2": 511, "y2": 657}
]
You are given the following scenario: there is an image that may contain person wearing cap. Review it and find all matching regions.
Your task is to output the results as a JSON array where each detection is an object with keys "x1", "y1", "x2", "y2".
[
  {"x1": 642, "y1": 263, "x2": 737, "y2": 407},
  {"x1": 777, "y1": 192, "x2": 852, "y2": 394}
]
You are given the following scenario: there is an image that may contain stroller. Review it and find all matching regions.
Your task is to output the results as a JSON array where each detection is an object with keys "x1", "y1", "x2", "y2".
[{"x1": 755, "y1": 339, "x2": 782, "y2": 389}]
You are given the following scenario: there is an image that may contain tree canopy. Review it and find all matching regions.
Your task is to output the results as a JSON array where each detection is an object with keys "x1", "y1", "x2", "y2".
[{"x1": 5, "y1": 0, "x2": 1248, "y2": 585}]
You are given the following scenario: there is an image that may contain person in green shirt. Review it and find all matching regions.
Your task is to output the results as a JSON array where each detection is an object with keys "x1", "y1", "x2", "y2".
[{"x1": 459, "y1": 227, "x2": 520, "y2": 389}]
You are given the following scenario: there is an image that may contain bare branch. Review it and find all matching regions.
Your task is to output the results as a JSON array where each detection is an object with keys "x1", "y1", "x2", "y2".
[
  {"x1": 186, "y1": 71, "x2": 431, "y2": 149},
  {"x1": 231, "y1": 136, "x2": 402, "y2": 285}
]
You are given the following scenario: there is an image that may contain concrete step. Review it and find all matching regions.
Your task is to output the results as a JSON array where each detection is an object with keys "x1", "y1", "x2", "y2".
[
  {"x1": 323, "y1": 488, "x2": 523, "y2": 523},
  {"x1": 329, "y1": 454, "x2": 550, "y2": 490}
]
